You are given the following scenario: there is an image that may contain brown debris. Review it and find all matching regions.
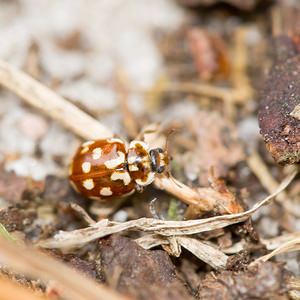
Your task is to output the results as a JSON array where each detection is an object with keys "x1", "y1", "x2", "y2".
[
  {"x1": 258, "y1": 33, "x2": 300, "y2": 164},
  {"x1": 176, "y1": 0, "x2": 263, "y2": 10},
  {"x1": 226, "y1": 250, "x2": 251, "y2": 271},
  {"x1": 0, "y1": 172, "x2": 36, "y2": 204},
  {"x1": 186, "y1": 28, "x2": 229, "y2": 81},
  {"x1": 98, "y1": 235, "x2": 194, "y2": 300},
  {"x1": 0, "y1": 207, "x2": 36, "y2": 232},
  {"x1": 198, "y1": 262, "x2": 290, "y2": 300}
]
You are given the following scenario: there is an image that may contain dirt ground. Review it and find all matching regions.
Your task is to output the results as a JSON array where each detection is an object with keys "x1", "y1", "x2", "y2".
[{"x1": 0, "y1": 1, "x2": 300, "y2": 299}]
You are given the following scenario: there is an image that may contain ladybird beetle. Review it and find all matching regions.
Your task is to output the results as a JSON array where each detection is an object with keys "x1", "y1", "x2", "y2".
[{"x1": 69, "y1": 138, "x2": 169, "y2": 200}]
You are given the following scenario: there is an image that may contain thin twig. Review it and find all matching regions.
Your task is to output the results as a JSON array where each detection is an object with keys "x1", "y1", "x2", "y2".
[
  {"x1": 250, "y1": 237, "x2": 300, "y2": 267},
  {"x1": 70, "y1": 203, "x2": 96, "y2": 225},
  {"x1": 0, "y1": 59, "x2": 113, "y2": 140}
]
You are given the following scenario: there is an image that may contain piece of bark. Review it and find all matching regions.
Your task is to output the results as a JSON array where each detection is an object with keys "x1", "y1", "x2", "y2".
[
  {"x1": 176, "y1": 0, "x2": 262, "y2": 10},
  {"x1": 98, "y1": 235, "x2": 193, "y2": 300},
  {"x1": 258, "y1": 34, "x2": 300, "y2": 164},
  {"x1": 198, "y1": 262, "x2": 290, "y2": 300}
]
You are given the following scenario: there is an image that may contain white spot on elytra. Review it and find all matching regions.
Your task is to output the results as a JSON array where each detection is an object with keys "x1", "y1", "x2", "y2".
[
  {"x1": 129, "y1": 164, "x2": 139, "y2": 171},
  {"x1": 82, "y1": 161, "x2": 91, "y2": 173},
  {"x1": 81, "y1": 141, "x2": 95, "y2": 154},
  {"x1": 111, "y1": 171, "x2": 131, "y2": 185},
  {"x1": 135, "y1": 171, "x2": 155, "y2": 186},
  {"x1": 83, "y1": 179, "x2": 94, "y2": 190},
  {"x1": 104, "y1": 151, "x2": 125, "y2": 169},
  {"x1": 107, "y1": 138, "x2": 124, "y2": 144},
  {"x1": 100, "y1": 187, "x2": 113, "y2": 196},
  {"x1": 92, "y1": 147, "x2": 102, "y2": 159},
  {"x1": 81, "y1": 147, "x2": 89, "y2": 154}
]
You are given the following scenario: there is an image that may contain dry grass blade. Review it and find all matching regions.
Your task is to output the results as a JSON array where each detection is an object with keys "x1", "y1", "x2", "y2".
[
  {"x1": 136, "y1": 234, "x2": 169, "y2": 249},
  {"x1": 0, "y1": 59, "x2": 113, "y2": 140},
  {"x1": 136, "y1": 234, "x2": 228, "y2": 269},
  {"x1": 176, "y1": 236, "x2": 228, "y2": 269},
  {"x1": 0, "y1": 237, "x2": 130, "y2": 300},
  {"x1": 250, "y1": 236, "x2": 300, "y2": 267},
  {"x1": 261, "y1": 233, "x2": 300, "y2": 250},
  {"x1": 223, "y1": 232, "x2": 300, "y2": 254},
  {"x1": 38, "y1": 171, "x2": 296, "y2": 250}
]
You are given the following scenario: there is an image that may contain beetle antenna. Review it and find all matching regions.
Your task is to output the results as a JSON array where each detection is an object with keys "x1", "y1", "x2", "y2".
[
  {"x1": 164, "y1": 128, "x2": 175, "y2": 155},
  {"x1": 165, "y1": 164, "x2": 182, "y2": 188}
]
